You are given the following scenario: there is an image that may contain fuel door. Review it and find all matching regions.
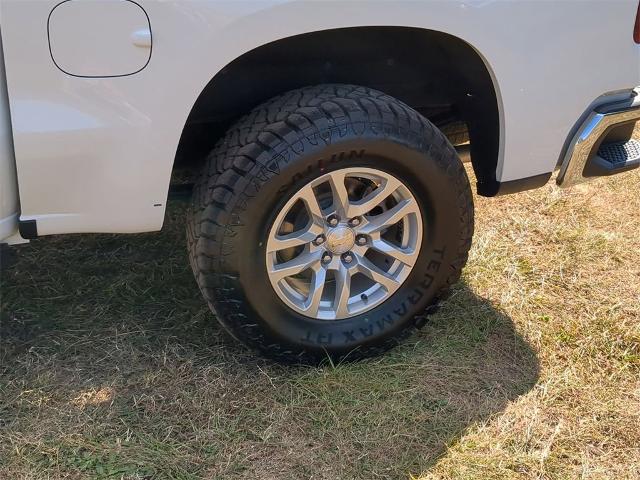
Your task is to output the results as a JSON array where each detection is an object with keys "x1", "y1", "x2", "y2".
[{"x1": 48, "y1": 0, "x2": 152, "y2": 78}]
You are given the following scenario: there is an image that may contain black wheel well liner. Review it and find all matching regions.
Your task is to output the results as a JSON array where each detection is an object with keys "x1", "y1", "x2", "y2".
[{"x1": 174, "y1": 26, "x2": 501, "y2": 195}]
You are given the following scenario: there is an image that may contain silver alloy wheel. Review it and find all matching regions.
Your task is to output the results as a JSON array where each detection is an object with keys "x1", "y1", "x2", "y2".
[{"x1": 265, "y1": 167, "x2": 423, "y2": 320}]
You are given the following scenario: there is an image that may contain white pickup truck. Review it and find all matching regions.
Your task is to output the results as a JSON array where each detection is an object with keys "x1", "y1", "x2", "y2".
[{"x1": 1, "y1": 1, "x2": 639, "y2": 363}]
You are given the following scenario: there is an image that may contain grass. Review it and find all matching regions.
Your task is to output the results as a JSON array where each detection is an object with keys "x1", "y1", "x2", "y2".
[{"x1": 1, "y1": 166, "x2": 639, "y2": 479}]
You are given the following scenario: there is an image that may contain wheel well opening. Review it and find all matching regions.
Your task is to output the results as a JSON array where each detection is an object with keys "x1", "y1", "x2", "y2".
[{"x1": 174, "y1": 26, "x2": 500, "y2": 195}]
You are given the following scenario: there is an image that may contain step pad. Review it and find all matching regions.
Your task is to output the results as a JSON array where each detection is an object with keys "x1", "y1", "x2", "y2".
[{"x1": 598, "y1": 139, "x2": 640, "y2": 166}]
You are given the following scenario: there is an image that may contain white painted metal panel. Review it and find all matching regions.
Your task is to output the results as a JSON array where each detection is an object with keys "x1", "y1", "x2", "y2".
[
  {"x1": 0, "y1": 1, "x2": 638, "y2": 236},
  {"x1": 0, "y1": 31, "x2": 20, "y2": 242}
]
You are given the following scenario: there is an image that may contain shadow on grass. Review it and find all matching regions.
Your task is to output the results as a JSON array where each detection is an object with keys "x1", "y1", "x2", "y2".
[{"x1": 0, "y1": 204, "x2": 539, "y2": 479}]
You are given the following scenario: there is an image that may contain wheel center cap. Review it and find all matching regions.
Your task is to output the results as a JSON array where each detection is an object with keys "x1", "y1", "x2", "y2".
[{"x1": 326, "y1": 226, "x2": 355, "y2": 254}]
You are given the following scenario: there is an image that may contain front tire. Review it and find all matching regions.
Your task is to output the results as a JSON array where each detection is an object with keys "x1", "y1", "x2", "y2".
[{"x1": 187, "y1": 84, "x2": 474, "y2": 363}]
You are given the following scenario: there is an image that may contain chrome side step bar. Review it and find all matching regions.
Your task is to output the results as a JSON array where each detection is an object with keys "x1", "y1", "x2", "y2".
[{"x1": 557, "y1": 92, "x2": 640, "y2": 188}]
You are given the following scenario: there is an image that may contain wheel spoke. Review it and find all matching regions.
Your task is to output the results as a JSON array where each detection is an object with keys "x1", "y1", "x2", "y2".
[
  {"x1": 269, "y1": 250, "x2": 322, "y2": 282},
  {"x1": 347, "y1": 176, "x2": 402, "y2": 217},
  {"x1": 328, "y1": 171, "x2": 350, "y2": 218},
  {"x1": 370, "y1": 239, "x2": 416, "y2": 266},
  {"x1": 304, "y1": 266, "x2": 326, "y2": 317},
  {"x1": 359, "y1": 198, "x2": 419, "y2": 235},
  {"x1": 267, "y1": 224, "x2": 323, "y2": 253},
  {"x1": 296, "y1": 185, "x2": 324, "y2": 224},
  {"x1": 355, "y1": 254, "x2": 400, "y2": 291},
  {"x1": 333, "y1": 264, "x2": 352, "y2": 317}
]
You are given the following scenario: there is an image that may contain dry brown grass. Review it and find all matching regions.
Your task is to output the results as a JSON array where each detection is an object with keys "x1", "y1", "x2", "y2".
[
  {"x1": 1, "y1": 166, "x2": 639, "y2": 479},
  {"x1": 420, "y1": 171, "x2": 640, "y2": 480}
]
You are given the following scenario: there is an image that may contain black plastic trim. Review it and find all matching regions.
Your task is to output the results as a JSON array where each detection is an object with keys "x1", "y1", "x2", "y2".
[
  {"x1": 476, "y1": 172, "x2": 552, "y2": 197},
  {"x1": 18, "y1": 220, "x2": 38, "y2": 239},
  {"x1": 585, "y1": 154, "x2": 640, "y2": 177}
]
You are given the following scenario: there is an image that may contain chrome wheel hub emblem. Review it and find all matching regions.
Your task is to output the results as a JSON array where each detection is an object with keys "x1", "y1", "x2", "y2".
[{"x1": 325, "y1": 226, "x2": 355, "y2": 254}]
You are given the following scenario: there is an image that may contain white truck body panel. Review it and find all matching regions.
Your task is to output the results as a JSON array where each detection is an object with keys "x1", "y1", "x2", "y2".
[
  {"x1": 0, "y1": 0, "x2": 638, "y2": 237},
  {"x1": 0, "y1": 32, "x2": 19, "y2": 242}
]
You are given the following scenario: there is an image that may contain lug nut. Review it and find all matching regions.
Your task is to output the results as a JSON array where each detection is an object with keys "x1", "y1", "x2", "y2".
[
  {"x1": 349, "y1": 217, "x2": 361, "y2": 227},
  {"x1": 314, "y1": 234, "x2": 326, "y2": 245},
  {"x1": 327, "y1": 215, "x2": 339, "y2": 227},
  {"x1": 356, "y1": 235, "x2": 367, "y2": 246},
  {"x1": 342, "y1": 252, "x2": 353, "y2": 264},
  {"x1": 322, "y1": 253, "x2": 333, "y2": 264}
]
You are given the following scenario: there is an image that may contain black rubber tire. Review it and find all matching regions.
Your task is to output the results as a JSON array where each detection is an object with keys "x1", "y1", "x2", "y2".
[{"x1": 187, "y1": 84, "x2": 474, "y2": 364}]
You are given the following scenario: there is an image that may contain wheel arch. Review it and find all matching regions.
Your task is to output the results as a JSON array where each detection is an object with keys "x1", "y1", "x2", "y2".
[{"x1": 173, "y1": 26, "x2": 503, "y2": 196}]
